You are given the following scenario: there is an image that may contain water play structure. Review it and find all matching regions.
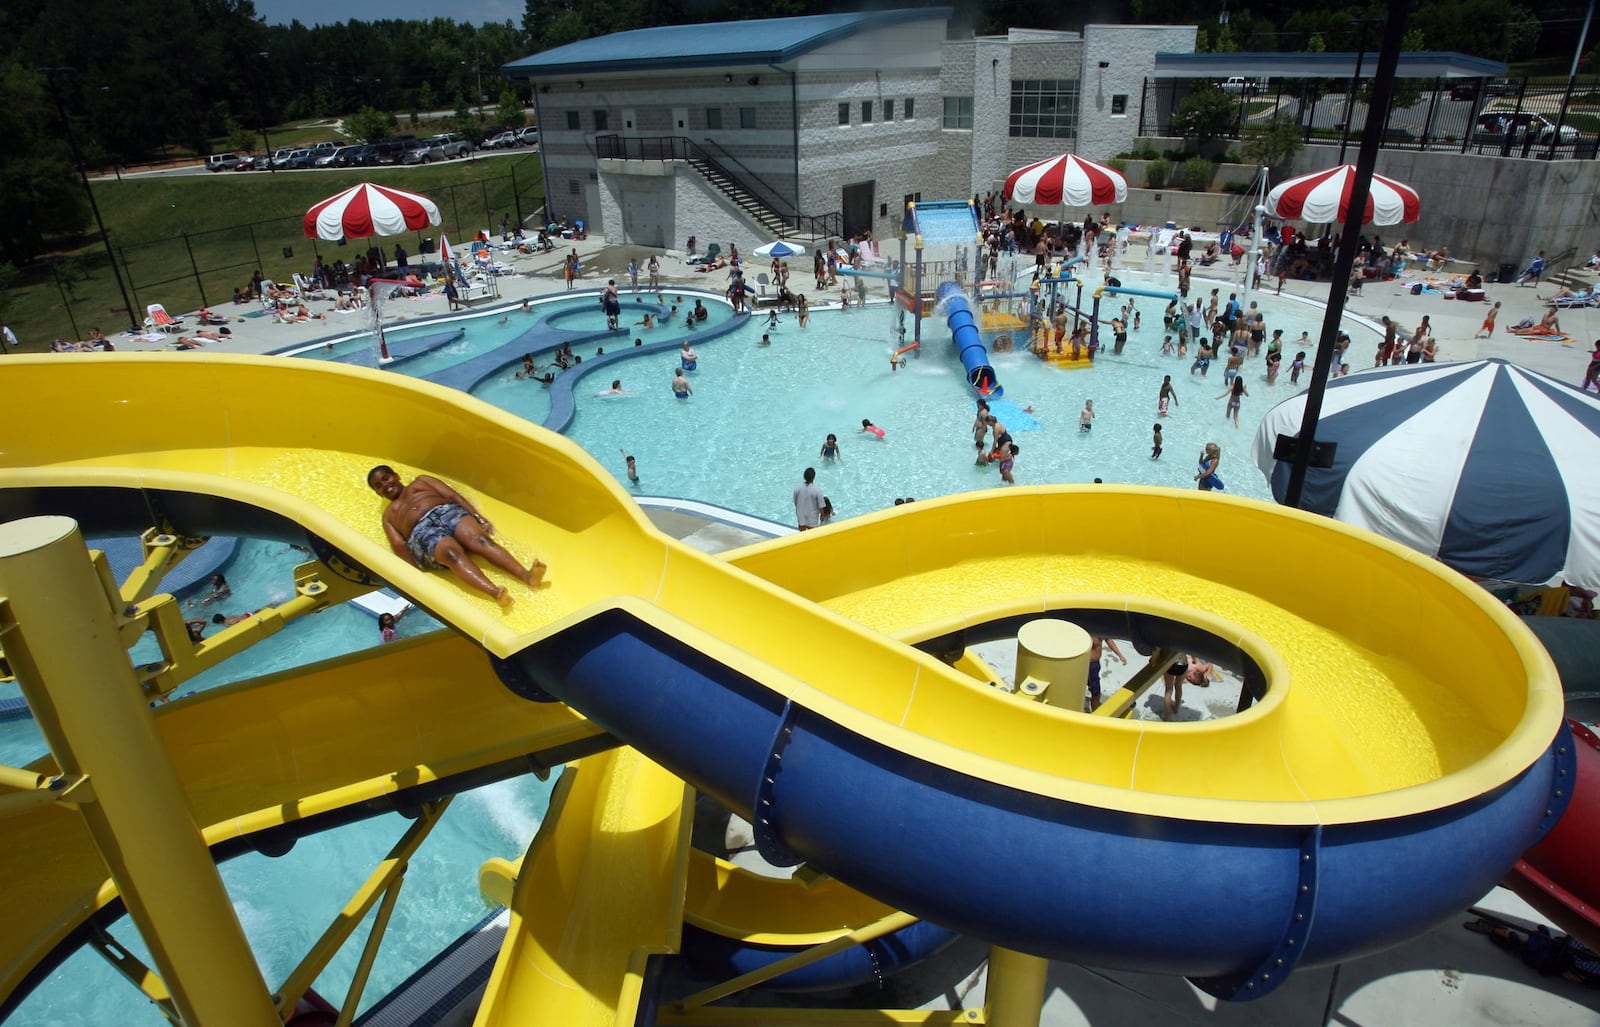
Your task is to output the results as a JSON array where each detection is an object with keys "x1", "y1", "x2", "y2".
[{"x1": 0, "y1": 353, "x2": 1580, "y2": 1025}]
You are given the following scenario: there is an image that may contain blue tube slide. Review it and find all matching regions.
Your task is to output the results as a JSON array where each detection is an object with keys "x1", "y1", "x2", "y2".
[
  {"x1": 1099, "y1": 284, "x2": 1181, "y2": 303},
  {"x1": 510, "y1": 607, "x2": 1568, "y2": 1001},
  {"x1": 936, "y1": 281, "x2": 1002, "y2": 399},
  {"x1": 682, "y1": 920, "x2": 958, "y2": 993}
]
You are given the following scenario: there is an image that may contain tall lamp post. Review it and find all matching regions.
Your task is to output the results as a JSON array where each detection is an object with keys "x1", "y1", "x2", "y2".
[
  {"x1": 257, "y1": 51, "x2": 275, "y2": 173},
  {"x1": 42, "y1": 67, "x2": 139, "y2": 334}
]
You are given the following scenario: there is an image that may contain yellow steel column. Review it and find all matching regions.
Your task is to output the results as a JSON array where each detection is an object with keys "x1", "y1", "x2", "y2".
[
  {"x1": 984, "y1": 946, "x2": 1048, "y2": 1027},
  {"x1": 0, "y1": 517, "x2": 277, "y2": 1026}
]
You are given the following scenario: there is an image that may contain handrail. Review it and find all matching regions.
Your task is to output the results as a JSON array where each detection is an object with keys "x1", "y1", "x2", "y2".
[{"x1": 594, "y1": 134, "x2": 844, "y2": 238}]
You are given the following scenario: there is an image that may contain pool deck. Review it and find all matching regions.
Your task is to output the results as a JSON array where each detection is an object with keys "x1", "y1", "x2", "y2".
[{"x1": 116, "y1": 236, "x2": 1596, "y2": 387}]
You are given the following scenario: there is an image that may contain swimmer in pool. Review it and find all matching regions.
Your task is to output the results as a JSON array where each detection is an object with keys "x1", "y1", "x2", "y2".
[
  {"x1": 671, "y1": 369, "x2": 693, "y2": 398},
  {"x1": 619, "y1": 448, "x2": 639, "y2": 484},
  {"x1": 366, "y1": 465, "x2": 547, "y2": 608},
  {"x1": 635, "y1": 312, "x2": 655, "y2": 328},
  {"x1": 596, "y1": 379, "x2": 631, "y2": 397},
  {"x1": 859, "y1": 418, "x2": 885, "y2": 440},
  {"x1": 820, "y1": 433, "x2": 843, "y2": 462}
]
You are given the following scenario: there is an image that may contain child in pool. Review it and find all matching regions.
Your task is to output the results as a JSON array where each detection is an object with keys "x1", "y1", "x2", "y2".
[
  {"x1": 1289, "y1": 351, "x2": 1307, "y2": 385},
  {"x1": 377, "y1": 605, "x2": 411, "y2": 643},
  {"x1": 766, "y1": 310, "x2": 780, "y2": 328},
  {"x1": 619, "y1": 449, "x2": 639, "y2": 484},
  {"x1": 1151, "y1": 423, "x2": 1163, "y2": 460},
  {"x1": 1079, "y1": 400, "x2": 1095, "y2": 432},
  {"x1": 859, "y1": 419, "x2": 885, "y2": 440},
  {"x1": 820, "y1": 434, "x2": 842, "y2": 462},
  {"x1": 820, "y1": 497, "x2": 834, "y2": 524}
]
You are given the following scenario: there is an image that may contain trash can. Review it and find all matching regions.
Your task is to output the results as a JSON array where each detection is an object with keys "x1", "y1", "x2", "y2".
[{"x1": 1497, "y1": 262, "x2": 1516, "y2": 284}]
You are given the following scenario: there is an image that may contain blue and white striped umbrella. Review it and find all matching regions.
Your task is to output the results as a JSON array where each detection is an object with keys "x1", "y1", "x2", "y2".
[
  {"x1": 1253, "y1": 359, "x2": 1600, "y2": 589},
  {"x1": 753, "y1": 239, "x2": 807, "y2": 258}
]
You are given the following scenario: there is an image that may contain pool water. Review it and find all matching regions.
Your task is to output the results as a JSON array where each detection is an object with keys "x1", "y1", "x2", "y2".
[{"x1": 551, "y1": 283, "x2": 1363, "y2": 522}]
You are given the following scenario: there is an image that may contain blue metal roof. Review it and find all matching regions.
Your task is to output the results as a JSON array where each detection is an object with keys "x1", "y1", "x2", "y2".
[
  {"x1": 1152, "y1": 51, "x2": 1507, "y2": 79},
  {"x1": 504, "y1": 8, "x2": 952, "y2": 77}
]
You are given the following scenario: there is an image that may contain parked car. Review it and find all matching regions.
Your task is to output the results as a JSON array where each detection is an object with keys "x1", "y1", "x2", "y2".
[
  {"x1": 317, "y1": 145, "x2": 362, "y2": 167},
  {"x1": 1474, "y1": 111, "x2": 1580, "y2": 144},
  {"x1": 1219, "y1": 76, "x2": 1259, "y2": 96},
  {"x1": 401, "y1": 140, "x2": 441, "y2": 164},
  {"x1": 423, "y1": 133, "x2": 473, "y2": 158},
  {"x1": 516, "y1": 127, "x2": 540, "y2": 146},
  {"x1": 285, "y1": 148, "x2": 317, "y2": 169},
  {"x1": 478, "y1": 125, "x2": 512, "y2": 147},
  {"x1": 309, "y1": 141, "x2": 338, "y2": 156},
  {"x1": 231, "y1": 155, "x2": 257, "y2": 171},
  {"x1": 359, "y1": 140, "x2": 408, "y2": 166},
  {"x1": 205, "y1": 152, "x2": 244, "y2": 171},
  {"x1": 482, "y1": 130, "x2": 519, "y2": 150}
]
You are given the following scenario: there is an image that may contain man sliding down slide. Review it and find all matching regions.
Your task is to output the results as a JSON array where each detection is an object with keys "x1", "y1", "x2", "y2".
[{"x1": 367, "y1": 465, "x2": 547, "y2": 609}]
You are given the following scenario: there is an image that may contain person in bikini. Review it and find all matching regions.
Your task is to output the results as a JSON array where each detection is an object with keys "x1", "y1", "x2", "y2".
[{"x1": 366, "y1": 465, "x2": 547, "y2": 609}]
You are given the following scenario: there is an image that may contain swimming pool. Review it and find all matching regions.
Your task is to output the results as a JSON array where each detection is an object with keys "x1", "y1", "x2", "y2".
[{"x1": 546, "y1": 276, "x2": 1368, "y2": 521}]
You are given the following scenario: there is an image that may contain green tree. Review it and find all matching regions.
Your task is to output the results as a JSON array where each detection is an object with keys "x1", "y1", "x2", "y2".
[
  {"x1": 226, "y1": 119, "x2": 258, "y2": 156},
  {"x1": 496, "y1": 88, "x2": 526, "y2": 128},
  {"x1": 1173, "y1": 84, "x2": 1237, "y2": 142},
  {"x1": 418, "y1": 81, "x2": 437, "y2": 115},
  {"x1": 0, "y1": 67, "x2": 89, "y2": 264},
  {"x1": 452, "y1": 94, "x2": 484, "y2": 139},
  {"x1": 347, "y1": 106, "x2": 397, "y2": 142},
  {"x1": 1241, "y1": 117, "x2": 1302, "y2": 177}
]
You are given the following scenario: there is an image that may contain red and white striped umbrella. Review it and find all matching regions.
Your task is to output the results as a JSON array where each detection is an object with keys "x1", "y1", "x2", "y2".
[
  {"x1": 1265, "y1": 165, "x2": 1420, "y2": 226},
  {"x1": 303, "y1": 182, "x2": 442, "y2": 241},
  {"x1": 1003, "y1": 153, "x2": 1128, "y2": 208}
]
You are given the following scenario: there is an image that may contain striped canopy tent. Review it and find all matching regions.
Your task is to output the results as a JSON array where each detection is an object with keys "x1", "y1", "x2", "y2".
[
  {"x1": 1264, "y1": 165, "x2": 1421, "y2": 226},
  {"x1": 303, "y1": 182, "x2": 442, "y2": 241},
  {"x1": 1003, "y1": 153, "x2": 1128, "y2": 215},
  {"x1": 1252, "y1": 359, "x2": 1600, "y2": 589}
]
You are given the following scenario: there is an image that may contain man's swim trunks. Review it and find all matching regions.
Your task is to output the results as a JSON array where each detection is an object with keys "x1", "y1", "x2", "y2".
[{"x1": 407, "y1": 503, "x2": 471, "y2": 569}]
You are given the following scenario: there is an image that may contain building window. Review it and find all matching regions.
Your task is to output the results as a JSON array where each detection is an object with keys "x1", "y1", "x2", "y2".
[
  {"x1": 904, "y1": 97, "x2": 915, "y2": 119},
  {"x1": 568, "y1": 179, "x2": 580, "y2": 195},
  {"x1": 1111, "y1": 94, "x2": 1128, "y2": 116},
  {"x1": 942, "y1": 96, "x2": 973, "y2": 129},
  {"x1": 862, "y1": 101, "x2": 873, "y2": 123},
  {"x1": 593, "y1": 110, "x2": 609, "y2": 131},
  {"x1": 706, "y1": 107, "x2": 722, "y2": 129},
  {"x1": 740, "y1": 106, "x2": 756, "y2": 129},
  {"x1": 565, "y1": 110, "x2": 579, "y2": 130},
  {"x1": 838, "y1": 102, "x2": 850, "y2": 126},
  {"x1": 1009, "y1": 79, "x2": 1080, "y2": 138},
  {"x1": 884, "y1": 99, "x2": 895, "y2": 121}
]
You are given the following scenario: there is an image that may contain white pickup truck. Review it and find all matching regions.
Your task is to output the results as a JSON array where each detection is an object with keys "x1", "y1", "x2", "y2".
[{"x1": 1219, "y1": 77, "x2": 1260, "y2": 96}]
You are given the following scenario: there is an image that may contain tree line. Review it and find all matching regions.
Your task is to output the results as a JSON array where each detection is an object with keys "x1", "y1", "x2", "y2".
[{"x1": 0, "y1": 0, "x2": 1563, "y2": 267}]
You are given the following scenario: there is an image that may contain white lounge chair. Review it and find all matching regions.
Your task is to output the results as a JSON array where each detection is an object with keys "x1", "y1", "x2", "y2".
[
  {"x1": 292, "y1": 273, "x2": 328, "y2": 300},
  {"x1": 144, "y1": 303, "x2": 184, "y2": 334}
]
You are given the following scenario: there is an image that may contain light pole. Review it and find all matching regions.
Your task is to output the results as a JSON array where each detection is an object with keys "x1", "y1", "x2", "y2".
[
  {"x1": 42, "y1": 67, "x2": 139, "y2": 334},
  {"x1": 257, "y1": 51, "x2": 275, "y2": 173}
]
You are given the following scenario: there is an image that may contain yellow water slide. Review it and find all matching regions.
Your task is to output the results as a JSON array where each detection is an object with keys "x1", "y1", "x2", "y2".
[{"x1": 0, "y1": 354, "x2": 1567, "y2": 1013}]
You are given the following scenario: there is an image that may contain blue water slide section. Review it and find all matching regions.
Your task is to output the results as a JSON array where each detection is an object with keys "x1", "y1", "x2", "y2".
[
  {"x1": 1100, "y1": 285, "x2": 1181, "y2": 303},
  {"x1": 682, "y1": 921, "x2": 958, "y2": 993},
  {"x1": 510, "y1": 606, "x2": 1568, "y2": 1000},
  {"x1": 936, "y1": 282, "x2": 1001, "y2": 399}
]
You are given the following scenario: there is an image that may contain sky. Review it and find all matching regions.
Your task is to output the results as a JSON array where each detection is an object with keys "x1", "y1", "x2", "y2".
[{"x1": 254, "y1": 0, "x2": 525, "y2": 27}]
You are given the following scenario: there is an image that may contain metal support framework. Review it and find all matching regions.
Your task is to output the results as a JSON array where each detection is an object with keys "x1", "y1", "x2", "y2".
[
  {"x1": 0, "y1": 516, "x2": 279, "y2": 1026},
  {"x1": 274, "y1": 798, "x2": 452, "y2": 1020},
  {"x1": 1094, "y1": 649, "x2": 1175, "y2": 720}
]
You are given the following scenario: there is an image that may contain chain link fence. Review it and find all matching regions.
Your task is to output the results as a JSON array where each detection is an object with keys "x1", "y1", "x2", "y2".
[{"x1": 100, "y1": 169, "x2": 544, "y2": 331}]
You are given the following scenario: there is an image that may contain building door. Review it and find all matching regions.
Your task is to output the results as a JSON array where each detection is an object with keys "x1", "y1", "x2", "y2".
[
  {"x1": 621, "y1": 108, "x2": 638, "y2": 136},
  {"x1": 671, "y1": 107, "x2": 688, "y2": 134},
  {"x1": 842, "y1": 181, "x2": 875, "y2": 238},
  {"x1": 621, "y1": 188, "x2": 667, "y2": 247}
]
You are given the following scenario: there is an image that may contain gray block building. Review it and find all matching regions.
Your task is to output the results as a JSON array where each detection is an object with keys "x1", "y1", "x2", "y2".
[{"x1": 505, "y1": 10, "x2": 1196, "y2": 247}]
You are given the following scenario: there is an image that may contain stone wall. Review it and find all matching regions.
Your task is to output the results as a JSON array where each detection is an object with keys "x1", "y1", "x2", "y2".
[
  {"x1": 1289, "y1": 144, "x2": 1600, "y2": 270},
  {"x1": 1079, "y1": 25, "x2": 1197, "y2": 163}
]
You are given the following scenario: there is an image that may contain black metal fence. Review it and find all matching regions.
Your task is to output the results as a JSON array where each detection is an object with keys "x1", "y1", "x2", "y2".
[
  {"x1": 1139, "y1": 75, "x2": 1600, "y2": 160},
  {"x1": 98, "y1": 170, "x2": 543, "y2": 332}
]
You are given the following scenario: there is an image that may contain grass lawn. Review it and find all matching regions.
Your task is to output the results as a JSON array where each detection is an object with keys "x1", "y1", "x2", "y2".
[{"x1": 6, "y1": 155, "x2": 544, "y2": 350}]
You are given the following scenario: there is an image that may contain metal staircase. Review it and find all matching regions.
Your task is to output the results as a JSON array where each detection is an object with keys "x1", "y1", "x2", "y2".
[{"x1": 594, "y1": 134, "x2": 840, "y2": 240}]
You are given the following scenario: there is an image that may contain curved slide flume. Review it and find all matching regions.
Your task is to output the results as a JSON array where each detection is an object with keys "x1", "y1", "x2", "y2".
[
  {"x1": 0, "y1": 355, "x2": 1569, "y2": 1012},
  {"x1": 937, "y1": 281, "x2": 1002, "y2": 398}
]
